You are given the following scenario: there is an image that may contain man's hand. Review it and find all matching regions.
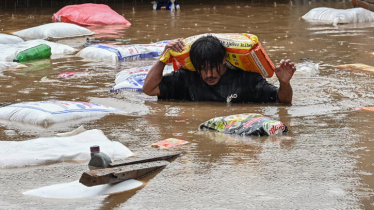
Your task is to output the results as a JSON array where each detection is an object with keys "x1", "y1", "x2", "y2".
[
  {"x1": 163, "y1": 38, "x2": 185, "y2": 53},
  {"x1": 275, "y1": 59, "x2": 296, "y2": 84},
  {"x1": 275, "y1": 59, "x2": 296, "y2": 104}
]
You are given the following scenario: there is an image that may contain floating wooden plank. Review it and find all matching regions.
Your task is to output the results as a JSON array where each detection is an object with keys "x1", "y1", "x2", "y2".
[
  {"x1": 79, "y1": 160, "x2": 169, "y2": 187},
  {"x1": 108, "y1": 151, "x2": 184, "y2": 168}
]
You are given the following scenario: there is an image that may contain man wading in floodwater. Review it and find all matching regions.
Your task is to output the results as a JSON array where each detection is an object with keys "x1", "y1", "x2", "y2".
[{"x1": 143, "y1": 36, "x2": 296, "y2": 103}]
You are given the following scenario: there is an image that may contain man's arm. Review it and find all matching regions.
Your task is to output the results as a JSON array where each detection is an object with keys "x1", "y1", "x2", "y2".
[
  {"x1": 275, "y1": 59, "x2": 296, "y2": 103},
  {"x1": 142, "y1": 38, "x2": 185, "y2": 96}
]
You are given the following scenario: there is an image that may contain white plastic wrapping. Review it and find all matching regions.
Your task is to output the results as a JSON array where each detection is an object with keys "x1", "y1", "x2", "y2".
[
  {"x1": 302, "y1": 7, "x2": 374, "y2": 25},
  {"x1": 0, "y1": 129, "x2": 133, "y2": 168},
  {"x1": 0, "y1": 33, "x2": 24, "y2": 44},
  {"x1": 77, "y1": 41, "x2": 169, "y2": 62},
  {"x1": 0, "y1": 101, "x2": 121, "y2": 125},
  {"x1": 13, "y1": 22, "x2": 95, "y2": 40},
  {"x1": 111, "y1": 65, "x2": 174, "y2": 92},
  {"x1": 0, "y1": 40, "x2": 76, "y2": 62}
]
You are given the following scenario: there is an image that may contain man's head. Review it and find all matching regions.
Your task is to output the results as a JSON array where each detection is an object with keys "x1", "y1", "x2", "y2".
[{"x1": 190, "y1": 36, "x2": 227, "y2": 85}]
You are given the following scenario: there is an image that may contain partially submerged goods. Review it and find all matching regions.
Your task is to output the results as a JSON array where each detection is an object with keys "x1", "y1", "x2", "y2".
[
  {"x1": 0, "y1": 101, "x2": 121, "y2": 126},
  {"x1": 199, "y1": 113, "x2": 288, "y2": 136},
  {"x1": 79, "y1": 151, "x2": 184, "y2": 187},
  {"x1": 151, "y1": 138, "x2": 189, "y2": 148},
  {"x1": 0, "y1": 62, "x2": 27, "y2": 69},
  {"x1": 13, "y1": 44, "x2": 51, "y2": 62},
  {"x1": 52, "y1": 3, "x2": 131, "y2": 26},
  {"x1": 110, "y1": 65, "x2": 174, "y2": 92},
  {"x1": 77, "y1": 40, "x2": 168, "y2": 62},
  {"x1": 335, "y1": 63, "x2": 374, "y2": 72},
  {"x1": 302, "y1": 7, "x2": 374, "y2": 25},
  {"x1": 0, "y1": 33, "x2": 24, "y2": 44},
  {"x1": 159, "y1": 33, "x2": 275, "y2": 78},
  {"x1": 0, "y1": 40, "x2": 76, "y2": 62},
  {"x1": 352, "y1": 0, "x2": 374, "y2": 12},
  {"x1": 13, "y1": 23, "x2": 94, "y2": 40}
]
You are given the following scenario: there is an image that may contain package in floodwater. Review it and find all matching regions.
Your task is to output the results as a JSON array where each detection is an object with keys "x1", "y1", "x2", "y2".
[
  {"x1": 0, "y1": 129, "x2": 132, "y2": 168},
  {"x1": 0, "y1": 62, "x2": 27, "y2": 69},
  {"x1": 0, "y1": 101, "x2": 121, "y2": 126},
  {"x1": 0, "y1": 40, "x2": 76, "y2": 62},
  {"x1": 110, "y1": 65, "x2": 174, "y2": 92},
  {"x1": 302, "y1": 7, "x2": 374, "y2": 25},
  {"x1": 151, "y1": 138, "x2": 188, "y2": 148},
  {"x1": 199, "y1": 113, "x2": 288, "y2": 136},
  {"x1": 335, "y1": 63, "x2": 374, "y2": 72},
  {"x1": 77, "y1": 40, "x2": 169, "y2": 62},
  {"x1": 13, "y1": 22, "x2": 95, "y2": 40},
  {"x1": 58, "y1": 72, "x2": 89, "y2": 78},
  {"x1": 0, "y1": 33, "x2": 24, "y2": 44},
  {"x1": 13, "y1": 44, "x2": 51, "y2": 62},
  {"x1": 52, "y1": 3, "x2": 131, "y2": 26},
  {"x1": 159, "y1": 33, "x2": 275, "y2": 78}
]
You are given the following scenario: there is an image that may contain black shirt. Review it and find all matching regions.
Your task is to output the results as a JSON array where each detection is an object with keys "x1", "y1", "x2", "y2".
[{"x1": 158, "y1": 68, "x2": 278, "y2": 103}]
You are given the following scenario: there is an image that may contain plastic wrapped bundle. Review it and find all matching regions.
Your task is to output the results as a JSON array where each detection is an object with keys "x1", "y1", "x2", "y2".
[
  {"x1": 52, "y1": 3, "x2": 131, "y2": 26},
  {"x1": 302, "y1": 7, "x2": 374, "y2": 25},
  {"x1": 199, "y1": 113, "x2": 288, "y2": 136}
]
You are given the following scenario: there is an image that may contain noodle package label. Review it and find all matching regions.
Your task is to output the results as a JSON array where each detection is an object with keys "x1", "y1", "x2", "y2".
[
  {"x1": 159, "y1": 33, "x2": 275, "y2": 78},
  {"x1": 199, "y1": 113, "x2": 288, "y2": 136}
]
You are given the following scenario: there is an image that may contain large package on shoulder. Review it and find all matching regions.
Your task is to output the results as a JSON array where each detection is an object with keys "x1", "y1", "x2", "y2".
[
  {"x1": 110, "y1": 65, "x2": 174, "y2": 92},
  {"x1": 0, "y1": 40, "x2": 76, "y2": 62},
  {"x1": 13, "y1": 22, "x2": 95, "y2": 40},
  {"x1": 0, "y1": 101, "x2": 121, "y2": 126},
  {"x1": 77, "y1": 40, "x2": 169, "y2": 62},
  {"x1": 199, "y1": 113, "x2": 288, "y2": 136},
  {"x1": 0, "y1": 33, "x2": 24, "y2": 44},
  {"x1": 302, "y1": 7, "x2": 374, "y2": 25},
  {"x1": 159, "y1": 33, "x2": 275, "y2": 78},
  {"x1": 52, "y1": 3, "x2": 131, "y2": 26}
]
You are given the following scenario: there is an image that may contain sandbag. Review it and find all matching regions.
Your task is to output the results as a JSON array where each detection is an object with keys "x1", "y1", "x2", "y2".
[
  {"x1": 110, "y1": 65, "x2": 174, "y2": 92},
  {"x1": 23, "y1": 179, "x2": 143, "y2": 199},
  {"x1": 0, "y1": 129, "x2": 132, "y2": 168},
  {"x1": 0, "y1": 40, "x2": 76, "y2": 62},
  {"x1": 77, "y1": 41, "x2": 169, "y2": 62},
  {"x1": 0, "y1": 101, "x2": 121, "y2": 126},
  {"x1": 52, "y1": 3, "x2": 131, "y2": 26},
  {"x1": 302, "y1": 7, "x2": 374, "y2": 25},
  {"x1": 13, "y1": 23, "x2": 95, "y2": 40},
  {"x1": 0, "y1": 33, "x2": 24, "y2": 44},
  {"x1": 199, "y1": 113, "x2": 288, "y2": 136},
  {"x1": 159, "y1": 33, "x2": 275, "y2": 78}
]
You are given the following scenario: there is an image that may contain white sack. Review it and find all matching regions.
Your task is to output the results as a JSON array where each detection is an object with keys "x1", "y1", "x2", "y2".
[
  {"x1": 77, "y1": 40, "x2": 169, "y2": 62},
  {"x1": 13, "y1": 22, "x2": 95, "y2": 40},
  {"x1": 302, "y1": 7, "x2": 374, "y2": 25},
  {"x1": 111, "y1": 65, "x2": 174, "y2": 92},
  {"x1": 23, "y1": 179, "x2": 143, "y2": 199},
  {"x1": 0, "y1": 101, "x2": 121, "y2": 126},
  {"x1": 0, "y1": 129, "x2": 133, "y2": 168},
  {"x1": 0, "y1": 40, "x2": 76, "y2": 62},
  {"x1": 0, "y1": 33, "x2": 24, "y2": 44}
]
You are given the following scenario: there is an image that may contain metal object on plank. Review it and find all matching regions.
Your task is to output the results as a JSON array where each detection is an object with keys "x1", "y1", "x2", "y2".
[{"x1": 80, "y1": 160, "x2": 169, "y2": 187}]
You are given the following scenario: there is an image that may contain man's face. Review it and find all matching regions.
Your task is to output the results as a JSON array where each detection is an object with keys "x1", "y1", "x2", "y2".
[{"x1": 200, "y1": 60, "x2": 226, "y2": 86}]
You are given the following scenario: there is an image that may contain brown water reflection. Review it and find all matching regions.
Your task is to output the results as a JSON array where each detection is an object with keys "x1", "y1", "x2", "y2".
[{"x1": 1, "y1": 0, "x2": 374, "y2": 209}]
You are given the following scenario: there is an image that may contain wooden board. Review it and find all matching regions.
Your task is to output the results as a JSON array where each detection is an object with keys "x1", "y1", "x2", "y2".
[
  {"x1": 108, "y1": 151, "x2": 184, "y2": 168},
  {"x1": 80, "y1": 160, "x2": 169, "y2": 187}
]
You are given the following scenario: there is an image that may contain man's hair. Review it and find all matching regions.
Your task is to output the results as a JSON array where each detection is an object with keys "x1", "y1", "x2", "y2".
[{"x1": 190, "y1": 36, "x2": 226, "y2": 75}]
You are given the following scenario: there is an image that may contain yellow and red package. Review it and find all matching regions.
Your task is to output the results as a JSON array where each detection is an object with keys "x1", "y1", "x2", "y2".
[
  {"x1": 151, "y1": 138, "x2": 188, "y2": 149},
  {"x1": 159, "y1": 33, "x2": 275, "y2": 78},
  {"x1": 355, "y1": 107, "x2": 374, "y2": 112}
]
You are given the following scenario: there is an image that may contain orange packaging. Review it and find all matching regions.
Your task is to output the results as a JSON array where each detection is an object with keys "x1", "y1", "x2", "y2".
[
  {"x1": 159, "y1": 33, "x2": 275, "y2": 78},
  {"x1": 151, "y1": 138, "x2": 188, "y2": 149},
  {"x1": 355, "y1": 107, "x2": 374, "y2": 112}
]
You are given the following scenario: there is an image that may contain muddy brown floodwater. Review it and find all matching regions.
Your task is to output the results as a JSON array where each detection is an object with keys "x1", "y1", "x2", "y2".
[{"x1": 1, "y1": 0, "x2": 374, "y2": 209}]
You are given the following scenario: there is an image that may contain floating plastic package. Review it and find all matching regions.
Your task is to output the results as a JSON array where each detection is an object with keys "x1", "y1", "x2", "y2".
[{"x1": 199, "y1": 113, "x2": 288, "y2": 136}]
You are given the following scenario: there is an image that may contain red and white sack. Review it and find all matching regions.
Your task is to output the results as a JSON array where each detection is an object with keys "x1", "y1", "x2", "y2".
[{"x1": 52, "y1": 3, "x2": 131, "y2": 26}]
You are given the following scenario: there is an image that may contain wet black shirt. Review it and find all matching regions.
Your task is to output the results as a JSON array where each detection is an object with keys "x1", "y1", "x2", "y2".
[{"x1": 158, "y1": 68, "x2": 278, "y2": 103}]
